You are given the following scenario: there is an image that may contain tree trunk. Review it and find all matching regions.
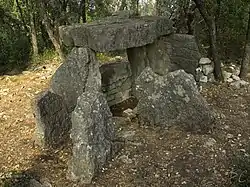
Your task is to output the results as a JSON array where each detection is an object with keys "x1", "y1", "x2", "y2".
[
  {"x1": 186, "y1": 3, "x2": 196, "y2": 35},
  {"x1": 30, "y1": 12, "x2": 38, "y2": 56},
  {"x1": 240, "y1": 10, "x2": 250, "y2": 79},
  {"x1": 39, "y1": 1, "x2": 65, "y2": 61},
  {"x1": 44, "y1": 23, "x2": 65, "y2": 61},
  {"x1": 119, "y1": 0, "x2": 127, "y2": 10},
  {"x1": 187, "y1": 13, "x2": 194, "y2": 35},
  {"x1": 130, "y1": 0, "x2": 139, "y2": 14},
  {"x1": 15, "y1": 0, "x2": 29, "y2": 32},
  {"x1": 78, "y1": 0, "x2": 86, "y2": 23},
  {"x1": 208, "y1": 19, "x2": 222, "y2": 80},
  {"x1": 193, "y1": 0, "x2": 223, "y2": 81}
]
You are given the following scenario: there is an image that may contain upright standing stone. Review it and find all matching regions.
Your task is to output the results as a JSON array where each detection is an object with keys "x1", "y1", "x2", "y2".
[
  {"x1": 69, "y1": 91, "x2": 115, "y2": 184},
  {"x1": 127, "y1": 38, "x2": 171, "y2": 94},
  {"x1": 50, "y1": 47, "x2": 100, "y2": 112},
  {"x1": 165, "y1": 34, "x2": 201, "y2": 76},
  {"x1": 85, "y1": 49, "x2": 102, "y2": 92},
  {"x1": 33, "y1": 91, "x2": 71, "y2": 148},
  {"x1": 100, "y1": 61, "x2": 133, "y2": 106},
  {"x1": 127, "y1": 46, "x2": 149, "y2": 81}
]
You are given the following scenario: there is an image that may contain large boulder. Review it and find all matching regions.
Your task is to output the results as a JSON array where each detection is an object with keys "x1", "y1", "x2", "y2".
[
  {"x1": 33, "y1": 91, "x2": 71, "y2": 148},
  {"x1": 135, "y1": 67, "x2": 216, "y2": 132},
  {"x1": 59, "y1": 16, "x2": 173, "y2": 52},
  {"x1": 50, "y1": 47, "x2": 101, "y2": 112},
  {"x1": 69, "y1": 91, "x2": 115, "y2": 184}
]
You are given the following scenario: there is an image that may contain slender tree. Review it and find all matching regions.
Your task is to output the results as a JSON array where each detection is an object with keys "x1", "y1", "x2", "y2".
[
  {"x1": 79, "y1": 0, "x2": 86, "y2": 23},
  {"x1": 15, "y1": 0, "x2": 38, "y2": 56},
  {"x1": 240, "y1": 7, "x2": 250, "y2": 79},
  {"x1": 37, "y1": 0, "x2": 65, "y2": 61},
  {"x1": 193, "y1": 0, "x2": 223, "y2": 81}
]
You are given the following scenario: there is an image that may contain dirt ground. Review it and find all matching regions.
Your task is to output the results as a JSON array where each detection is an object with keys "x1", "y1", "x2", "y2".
[{"x1": 0, "y1": 60, "x2": 249, "y2": 187}]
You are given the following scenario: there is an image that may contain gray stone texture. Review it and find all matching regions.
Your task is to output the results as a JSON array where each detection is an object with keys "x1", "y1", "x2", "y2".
[
  {"x1": 100, "y1": 60, "x2": 132, "y2": 106},
  {"x1": 164, "y1": 34, "x2": 201, "y2": 76},
  {"x1": 59, "y1": 16, "x2": 173, "y2": 52},
  {"x1": 127, "y1": 38, "x2": 172, "y2": 95},
  {"x1": 69, "y1": 91, "x2": 115, "y2": 184},
  {"x1": 33, "y1": 91, "x2": 71, "y2": 148},
  {"x1": 34, "y1": 15, "x2": 206, "y2": 185},
  {"x1": 127, "y1": 37, "x2": 171, "y2": 78},
  {"x1": 135, "y1": 67, "x2": 216, "y2": 132},
  {"x1": 50, "y1": 47, "x2": 100, "y2": 112}
]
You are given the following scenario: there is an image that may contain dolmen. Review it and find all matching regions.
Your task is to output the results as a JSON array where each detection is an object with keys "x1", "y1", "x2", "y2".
[{"x1": 33, "y1": 13, "x2": 215, "y2": 184}]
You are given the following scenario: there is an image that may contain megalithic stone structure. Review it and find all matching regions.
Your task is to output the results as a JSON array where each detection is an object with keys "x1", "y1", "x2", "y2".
[{"x1": 34, "y1": 13, "x2": 202, "y2": 184}]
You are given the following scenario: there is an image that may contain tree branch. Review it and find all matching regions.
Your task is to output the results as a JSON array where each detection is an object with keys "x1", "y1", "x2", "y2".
[{"x1": 15, "y1": 0, "x2": 29, "y2": 32}]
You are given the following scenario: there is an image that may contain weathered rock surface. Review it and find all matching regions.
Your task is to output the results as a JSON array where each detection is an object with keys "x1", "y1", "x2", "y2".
[
  {"x1": 207, "y1": 73, "x2": 215, "y2": 82},
  {"x1": 196, "y1": 57, "x2": 215, "y2": 83},
  {"x1": 232, "y1": 74, "x2": 240, "y2": 81},
  {"x1": 165, "y1": 34, "x2": 201, "y2": 76},
  {"x1": 230, "y1": 80, "x2": 249, "y2": 89},
  {"x1": 69, "y1": 91, "x2": 115, "y2": 184},
  {"x1": 33, "y1": 91, "x2": 71, "y2": 148},
  {"x1": 109, "y1": 97, "x2": 138, "y2": 116},
  {"x1": 127, "y1": 37, "x2": 172, "y2": 95},
  {"x1": 100, "y1": 61, "x2": 132, "y2": 106},
  {"x1": 59, "y1": 16, "x2": 173, "y2": 52},
  {"x1": 28, "y1": 179, "x2": 52, "y2": 187},
  {"x1": 51, "y1": 47, "x2": 100, "y2": 112},
  {"x1": 199, "y1": 75, "x2": 208, "y2": 83},
  {"x1": 202, "y1": 64, "x2": 214, "y2": 76},
  {"x1": 122, "y1": 108, "x2": 136, "y2": 119},
  {"x1": 223, "y1": 71, "x2": 232, "y2": 81},
  {"x1": 127, "y1": 38, "x2": 171, "y2": 78},
  {"x1": 199, "y1": 57, "x2": 212, "y2": 65},
  {"x1": 135, "y1": 67, "x2": 216, "y2": 132}
]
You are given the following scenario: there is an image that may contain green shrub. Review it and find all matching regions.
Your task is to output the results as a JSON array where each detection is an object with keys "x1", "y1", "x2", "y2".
[
  {"x1": 30, "y1": 49, "x2": 59, "y2": 67},
  {"x1": 0, "y1": 26, "x2": 31, "y2": 70}
]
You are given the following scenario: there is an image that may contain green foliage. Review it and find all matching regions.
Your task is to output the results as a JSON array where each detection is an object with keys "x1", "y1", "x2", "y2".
[
  {"x1": 96, "y1": 53, "x2": 114, "y2": 62},
  {"x1": 96, "y1": 50, "x2": 126, "y2": 63},
  {"x1": 192, "y1": 0, "x2": 250, "y2": 61},
  {"x1": 216, "y1": 0, "x2": 249, "y2": 60},
  {"x1": 0, "y1": 6, "x2": 30, "y2": 71},
  {"x1": 30, "y1": 49, "x2": 59, "y2": 66},
  {"x1": 231, "y1": 146, "x2": 250, "y2": 187},
  {"x1": 0, "y1": 30, "x2": 30, "y2": 65},
  {"x1": 0, "y1": 0, "x2": 249, "y2": 71}
]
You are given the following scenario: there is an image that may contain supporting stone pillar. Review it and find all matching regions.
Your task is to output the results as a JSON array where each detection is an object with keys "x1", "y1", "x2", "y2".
[
  {"x1": 127, "y1": 38, "x2": 171, "y2": 95},
  {"x1": 69, "y1": 91, "x2": 115, "y2": 184},
  {"x1": 34, "y1": 47, "x2": 102, "y2": 148},
  {"x1": 50, "y1": 47, "x2": 100, "y2": 112},
  {"x1": 164, "y1": 34, "x2": 201, "y2": 76}
]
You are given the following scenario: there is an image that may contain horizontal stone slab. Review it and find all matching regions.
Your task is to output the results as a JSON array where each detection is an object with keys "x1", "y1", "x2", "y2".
[{"x1": 59, "y1": 16, "x2": 173, "y2": 52}]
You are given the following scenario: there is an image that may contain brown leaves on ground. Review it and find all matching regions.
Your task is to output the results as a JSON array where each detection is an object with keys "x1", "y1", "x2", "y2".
[{"x1": 0, "y1": 62, "x2": 59, "y2": 179}]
